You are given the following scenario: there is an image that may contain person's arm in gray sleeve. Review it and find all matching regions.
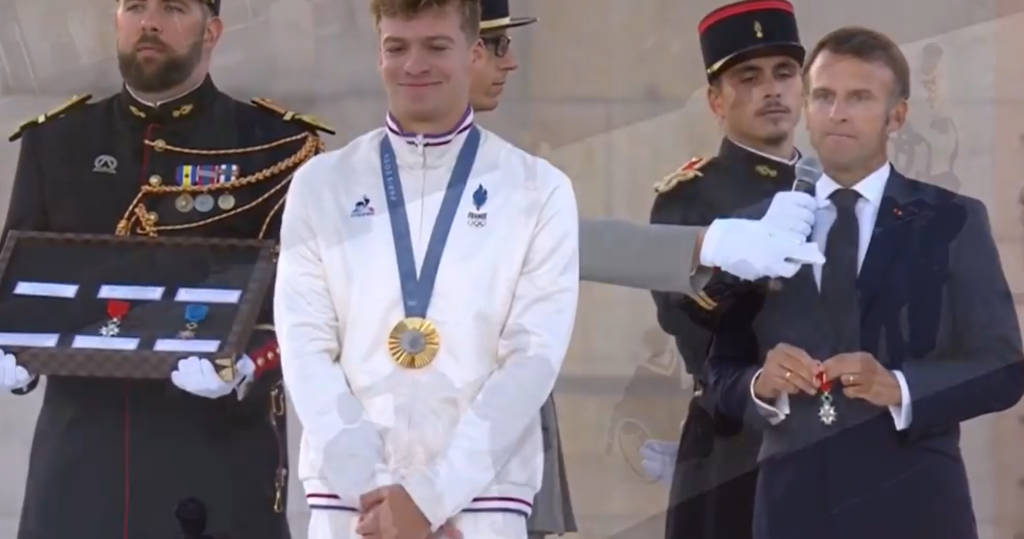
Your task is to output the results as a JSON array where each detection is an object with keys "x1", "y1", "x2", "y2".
[
  {"x1": 578, "y1": 213, "x2": 823, "y2": 294},
  {"x1": 579, "y1": 218, "x2": 709, "y2": 295}
]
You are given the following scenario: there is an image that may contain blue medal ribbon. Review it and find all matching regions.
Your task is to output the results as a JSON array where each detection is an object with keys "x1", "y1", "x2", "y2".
[
  {"x1": 178, "y1": 304, "x2": 209, "y2": 339},
  {"x1": 185, "y1": 304, "x2": 209, "y2": 323},
  {"x1": 380, "y1": 126, "x2": 480, "y2": 319}
]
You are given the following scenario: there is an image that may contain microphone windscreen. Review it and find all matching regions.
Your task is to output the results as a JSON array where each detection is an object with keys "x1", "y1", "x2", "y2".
[{"x1": 794, "y1": 156, "x2": 823, "y2": 185}]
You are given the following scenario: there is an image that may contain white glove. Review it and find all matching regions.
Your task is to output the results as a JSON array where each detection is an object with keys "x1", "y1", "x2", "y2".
[
  {"x1": 701, "y1": 219, "x2": 825, "y2": 281},
  {"x1": 171, "y1": 355, "x2": 256, "y2": 399},
  {"x1": 758, "y1": 191, "x2": 819, "y2": 243},
  {"x1": 0, "y1": 350, "x2": 34, "y2": 392},
  {"x1": 640, "y1": 439, "x2": 678, "y2": 485}
]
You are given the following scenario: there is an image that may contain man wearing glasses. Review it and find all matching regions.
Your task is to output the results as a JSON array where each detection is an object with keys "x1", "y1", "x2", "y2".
[{"x1": 468, "y1": 4, "x2": 577, "y2": 538}]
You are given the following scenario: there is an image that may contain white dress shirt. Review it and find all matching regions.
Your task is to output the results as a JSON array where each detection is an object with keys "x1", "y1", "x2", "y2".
[{"x1": 750, "y1": 162, "x2": 913, "y2": 430}]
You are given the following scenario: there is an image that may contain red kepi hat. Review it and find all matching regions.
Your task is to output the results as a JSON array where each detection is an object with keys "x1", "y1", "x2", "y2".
[{"x1": 698, "y1": 0, "x2": 805, "y2": 82}]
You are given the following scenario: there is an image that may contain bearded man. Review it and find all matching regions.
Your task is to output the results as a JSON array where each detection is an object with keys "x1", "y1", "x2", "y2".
[{"x1": 1, "y1": 1, "x2": 329, "y2": 538}]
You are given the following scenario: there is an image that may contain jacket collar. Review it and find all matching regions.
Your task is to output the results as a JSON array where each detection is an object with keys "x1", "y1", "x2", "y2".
[
  {"x1": 718, "y1": 137, "x2": 800, "y2": 182},
  {"x1": 384, "y1": 107, "x2": 475, "y2": 168},
  {"x1": 118, "y1": 75, "x2": 219, "y2": 124},
  {"x1": 385, "y1": 107, "x2": 474, "y2": 146}
]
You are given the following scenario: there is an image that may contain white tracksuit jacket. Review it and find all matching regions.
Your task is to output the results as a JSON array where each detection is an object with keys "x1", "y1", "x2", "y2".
[{"x1": 274, "y1": 110, "x2": 580, "y2": 531}]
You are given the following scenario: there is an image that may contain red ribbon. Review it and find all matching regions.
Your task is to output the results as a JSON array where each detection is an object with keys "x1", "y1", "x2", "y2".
[
  {"x1": 815, "y1": 372, "x2": 833, "y2": 393},
  {"x1": 107, "y1": 300, "x2": 130, "y2": 320}
]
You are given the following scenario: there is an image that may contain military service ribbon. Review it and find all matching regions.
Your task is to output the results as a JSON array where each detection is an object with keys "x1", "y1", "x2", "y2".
[
  {"x1": 379, "y1": 124, "x2": 480, "y2": 369},
  {"x1": 176, "y1": 164, "x2": 239, "y2": 187}
]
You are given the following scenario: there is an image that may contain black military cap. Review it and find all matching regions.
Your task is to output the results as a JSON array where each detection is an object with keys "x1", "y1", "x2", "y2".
[
  {"x1": 115, "y1": 0, "x2": 219, "y2": 15},
  {"x1": 698, "y1": 0, "x2": 804, "y2": 81},
  {"x1": 479, "y1": 0, "x2": 536, "y2": 32}
]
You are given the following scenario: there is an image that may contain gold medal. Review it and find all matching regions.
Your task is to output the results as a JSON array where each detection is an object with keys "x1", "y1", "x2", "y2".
[
  {"x1": 388, "y1": 317, "x2": 440, "y2": 369},
  {"x1": 217, "y1": 193, "x2": 236, "y2": 210},
  {"x1": 175, "y1": 194, "x2": 194, "y2": 212}
]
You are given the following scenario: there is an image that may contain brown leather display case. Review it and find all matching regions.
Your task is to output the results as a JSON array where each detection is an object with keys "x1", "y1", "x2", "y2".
[{"x1": 0, "y1": 231, "x2": 276, "y2": 380}]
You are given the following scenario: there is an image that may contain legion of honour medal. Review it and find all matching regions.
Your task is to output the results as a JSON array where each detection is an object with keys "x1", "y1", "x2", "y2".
[
  {"x1": 100, "y1": 299, "x2": 130, "y2": 336},
  {"x1": 379, "y1": 115, "x2": 480, "y2": 369},
  {"x1": 816, "y1": 372, "x2": 837, "y2": 425}
]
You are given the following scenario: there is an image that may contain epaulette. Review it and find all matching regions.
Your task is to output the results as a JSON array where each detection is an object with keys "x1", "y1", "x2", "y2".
[
  {"x1": 653, "y1": 156, "x2": 712, "y2": 194},
  {"x1": 251, "y1": 98, "x2": 336, "y2": 135},
  {"x1": 9, "y1": 94, "x2": 92, "y2": 142}
]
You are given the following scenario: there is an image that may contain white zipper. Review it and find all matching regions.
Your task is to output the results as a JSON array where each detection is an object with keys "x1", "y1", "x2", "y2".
[{"x1": 415, "y1": 135, "x2": 428, "y2": 245}]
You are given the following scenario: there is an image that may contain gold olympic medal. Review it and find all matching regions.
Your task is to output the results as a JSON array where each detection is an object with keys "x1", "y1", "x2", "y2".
[
  {"x1": 217, "y1": 193, "x2": 236, "y2": 210},
  {"x1": 194, "y1": 193, "x2": 215, "y2": 212},
  {"x1": 175, "y1": 194, "x2": 194, "y2": 212},
  {"x1": 388, "y1": 317, "x2": 440, "y2": 369}
]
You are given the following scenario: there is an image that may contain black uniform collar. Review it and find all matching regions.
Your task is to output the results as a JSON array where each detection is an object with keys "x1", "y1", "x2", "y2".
[
  {"x1": 119, "y1": 75, "x2": 219, "y2": 124},
  {"x1": 718, "y1": 137, "x2": 799, "y2": 179}
]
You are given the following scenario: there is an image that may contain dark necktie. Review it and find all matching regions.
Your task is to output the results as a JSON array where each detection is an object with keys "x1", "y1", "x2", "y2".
[{"x1": 821, "y1": 189, "x2": 861, "y2": 352}]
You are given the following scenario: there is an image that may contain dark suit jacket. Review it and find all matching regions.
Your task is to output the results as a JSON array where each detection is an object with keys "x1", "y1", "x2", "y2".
[{"x1": 705, "y1": 170, "x2": 1024, "y2": 539}]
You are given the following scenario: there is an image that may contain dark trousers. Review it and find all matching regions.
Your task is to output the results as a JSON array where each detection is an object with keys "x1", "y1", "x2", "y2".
[{"x1": 664, "y1": 398, "x2": 759, "y2": 539}]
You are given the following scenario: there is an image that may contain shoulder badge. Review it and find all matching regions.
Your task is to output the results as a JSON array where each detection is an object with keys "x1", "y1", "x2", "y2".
[
  {"x1": 251, "y1": 98, "x2": 336, "y2": 135},
  {"x1": 653, "y1": 156, "x2": 711, "y2": 194},
  {"x1": 9, "y1": 94, "x2": 92, "y2": 142}
]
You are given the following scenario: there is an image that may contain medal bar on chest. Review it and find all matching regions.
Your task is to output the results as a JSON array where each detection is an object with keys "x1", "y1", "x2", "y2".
[{"x1": 173, "y1": 163, "x2": 241, "y2": 213}]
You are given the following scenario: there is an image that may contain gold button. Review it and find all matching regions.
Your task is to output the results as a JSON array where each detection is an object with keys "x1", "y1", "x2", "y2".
[
  {"x1": 147, "y1": 211, "x2": 159, "y2": 223},
  {"x1": 152, "y1": 139, "x2": 166, "y2": 152},
  {"x1": 257, "y1": 357, "x2": 265, "y2": 366},
  {"x1": 148, "y1": 174, "x2": 162, "y2": 186}
]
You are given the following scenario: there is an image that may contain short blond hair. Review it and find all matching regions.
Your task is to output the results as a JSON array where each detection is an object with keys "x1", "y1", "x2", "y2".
[{"x1": 370, "y1": 0, "x2": 481, "y2": 38}]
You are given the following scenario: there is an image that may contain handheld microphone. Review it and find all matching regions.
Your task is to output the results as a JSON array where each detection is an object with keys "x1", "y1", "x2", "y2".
[
  {"x1": 758, "y1": 155, "x2": 822, "y2": 291},
  {"x1": 793, "y1": 155, "x2": 823, "y2": 195}
]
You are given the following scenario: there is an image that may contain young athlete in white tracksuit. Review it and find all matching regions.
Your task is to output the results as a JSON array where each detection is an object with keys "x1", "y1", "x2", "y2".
[{"x1": 275, "y1": 101, "x2": 579, "y2": 539}]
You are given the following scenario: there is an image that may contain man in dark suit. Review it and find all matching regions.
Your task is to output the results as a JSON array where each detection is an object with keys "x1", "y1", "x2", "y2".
[{"x1": 706, "y1": 26, "x2": 1024, "y2": 539}]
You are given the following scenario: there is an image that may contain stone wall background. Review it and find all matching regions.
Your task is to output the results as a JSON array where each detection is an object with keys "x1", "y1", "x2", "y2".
[{"x1": 2, "y1": 0, "x2": 1024, "y2": 538}]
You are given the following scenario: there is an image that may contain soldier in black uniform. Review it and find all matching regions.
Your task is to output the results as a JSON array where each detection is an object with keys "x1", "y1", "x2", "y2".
[
  {"x1": 644, "y1": 2, "x2": 806, "y2": 539},
  {"x1": 0, "y1": 1, "x2": 331, "y2": 538}
]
